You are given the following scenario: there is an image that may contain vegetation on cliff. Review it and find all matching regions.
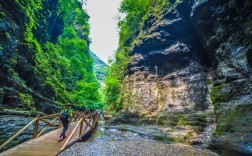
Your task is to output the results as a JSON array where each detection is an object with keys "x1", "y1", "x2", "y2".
[
  {"x1": 0, "y1": 0, "x2": 102, "y2": 111},
  {"x1": 91, "y1": 52, "x2": 108, "y2": 85},
  {"x1": 104, "y1": 0, "x2": 173, "y2": 112},
  {"x1": 36, "y1": 0, "x2": 101, "y2": 109}
]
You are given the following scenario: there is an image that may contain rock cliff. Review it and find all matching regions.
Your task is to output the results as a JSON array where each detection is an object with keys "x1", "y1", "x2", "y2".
[
  {"x1": 0, "y1": 0, "x2": 99, "y2": 113},
  {"x1": 191, "y1": 0, "x2": 252, "y2": 154},
  {"x1": 0, "y1": 0, "x2": 63, "y2": 112},
  {"x1": 118, "y1": 0, "x2": 252, "y2": 155}
]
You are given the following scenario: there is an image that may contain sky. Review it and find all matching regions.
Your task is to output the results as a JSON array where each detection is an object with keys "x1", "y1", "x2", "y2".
[{"x1": 84, "y1": 0, "x2": 122, "y2": 64}]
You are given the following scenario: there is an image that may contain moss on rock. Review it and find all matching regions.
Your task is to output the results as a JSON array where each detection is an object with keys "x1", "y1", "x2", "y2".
[
  {"x1": 137, "y1": 115, "x2": 158, "y2": 125},
  {"x1": 19, "y1": 93, "x2": 34, "y2": 110},
  {"x1": 214, "y1": 103, "x2": 252, "y2": 137},
  {"x1": 210, "y1": 83, "x2": 233, "y2": 110}
]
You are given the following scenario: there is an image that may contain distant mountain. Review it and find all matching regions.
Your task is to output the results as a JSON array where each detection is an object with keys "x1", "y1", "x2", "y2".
[{"x1": 91, "y1": 52, "x2": 108, "y2": 85}]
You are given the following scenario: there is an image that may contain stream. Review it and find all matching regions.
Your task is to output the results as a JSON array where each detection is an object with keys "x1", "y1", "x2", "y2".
[
  {"x1": 59, "y1": 121, "x2": 218, "y2": 156},
  {"x1": 0, "y1": 116, "x2": 219, "y2": 156},
  {"x1": 0, "y1": 115, "x2": 57, "y2": 152},
  {"x1": 0, "y1": 115, "x2": 34, "y2": 152}
]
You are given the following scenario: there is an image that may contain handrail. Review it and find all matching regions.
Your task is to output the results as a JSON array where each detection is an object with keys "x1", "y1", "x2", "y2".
[
  {"x1": 83, "y1": 118, "x2": 93, "y2": 129},
  {"x1": 0, "y1": 110, "x2": 98, "y2": 152},
  {"x1": 84, "y1": 111, "x2": 98, "y2": 118},
  {"x1": 36, "y1": 115, "x2": 60, "y2": 138},
  {"x1": 39, "y1": 118, "x2": 59, "y2": 128},
  {"x1": 40, "y1": 113, "x2": 60, "y2": 119},
  {"x1": 60, "y1": 118, "x2": 83, "y2": 150},
  {"x1": 32, "y1": 114, "x2": 40, "y2": 139},
  {"x1": 82, "y1": 117, "x2": 92, "y2": 133},
  {"x1": 0, "y1": 117, "x2": 38, "y2": 149},
  {"x1": 60, "y1": 111, "x2": 98, "y2": 151}
]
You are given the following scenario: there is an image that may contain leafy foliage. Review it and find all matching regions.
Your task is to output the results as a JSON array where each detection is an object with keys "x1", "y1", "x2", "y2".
[
  {"x1": 118, "y1": 0, "x2": 168, "y2": 46},
  {"x1": 19, "y1": 93, "x2": 34, "y2": 109},
  {"x1": 14, "y1": 0, "x2": 102, "y2": 110},
  {"x1": 104, "y1": 0, "x2": 168, "y2": 112}
]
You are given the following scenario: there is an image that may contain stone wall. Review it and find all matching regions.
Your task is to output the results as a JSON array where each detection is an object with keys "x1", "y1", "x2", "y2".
[
  {"x1": 119, "y1": 0, "x2": 252, "y2": 154},
  {"x1": 191, "y1": 0, "x2": 252, "y2": 154}
]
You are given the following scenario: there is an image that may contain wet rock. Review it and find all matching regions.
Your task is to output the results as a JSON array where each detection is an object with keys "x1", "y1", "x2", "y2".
[
  {"x1": 109, "y1": 110, "x2": 141, "y2": 124},
  {"x1": 211, "y1": 103, "x2": 252, "y2": 155},
  {"x1": 0, "y1": 109, "x2": 33, "y2": 116},
  {"x1": 0, "y1": 21, "x2": 9, "y2": 32},
  {"x1": 103, "y1": 115, "x2": 113, "y2": 121},
  {"x1": 2, "y1": 87, "x2": 23, "y2": 108}
]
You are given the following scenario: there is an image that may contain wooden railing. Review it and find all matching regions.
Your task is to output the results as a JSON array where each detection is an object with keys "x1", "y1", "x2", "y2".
[
  {"x1": 60, "y1": 111, "x2": 98, "y2": 151},
  {"x1": 0, "y1": 110, "x2": 98, "y2": 151}
]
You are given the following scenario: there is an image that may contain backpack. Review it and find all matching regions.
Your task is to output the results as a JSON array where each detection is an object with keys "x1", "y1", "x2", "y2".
[{"x1": 60, "y1": 109, "x2": 69, "y2": 122}]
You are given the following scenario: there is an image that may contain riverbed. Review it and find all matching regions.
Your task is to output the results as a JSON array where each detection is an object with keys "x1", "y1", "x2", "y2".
[
  {"x1": 0, "y1": 116, "x2": 218, "y2": 156},
  {"x1": 59, "y1": 122, "x2": 218, "y2": 156},
  {"x1": 0, "y1": 115, "x2": 57, "y2": 152}
]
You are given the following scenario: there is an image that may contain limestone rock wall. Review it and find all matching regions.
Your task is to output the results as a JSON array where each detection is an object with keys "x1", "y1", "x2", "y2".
[
  {"x1": 191, "y1": 0, "x2": 252, "y2": 154},
  {"x1": 123, "y1": 1, "x2": 211, "y2": 114},
  {"x1": 120, "y1": 0, "x2": 252, "y2": 154}
]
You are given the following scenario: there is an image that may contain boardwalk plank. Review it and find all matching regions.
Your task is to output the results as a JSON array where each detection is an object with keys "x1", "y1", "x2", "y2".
[{"x1": 0, "y1": 118, "x2": 93, "y2": 156}]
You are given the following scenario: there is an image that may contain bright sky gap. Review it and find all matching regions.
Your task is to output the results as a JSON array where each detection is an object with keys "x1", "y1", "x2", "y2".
[{"x1": 84, "y1": 0, "x2": 122, "y2": 64}]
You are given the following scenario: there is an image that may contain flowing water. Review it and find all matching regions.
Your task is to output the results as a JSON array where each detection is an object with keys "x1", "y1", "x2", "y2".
[
  {"x1": 0, "y1": 115, "x2": 34, "y2": 152},
  {"x1": 0, "y1": 115, "x2": 57, "y2": 152}
]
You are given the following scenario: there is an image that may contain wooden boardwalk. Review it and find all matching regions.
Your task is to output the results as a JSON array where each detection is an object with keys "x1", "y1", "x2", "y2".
[{"x1": 0, "y1": 112, "x2": 97, "y2": 156}]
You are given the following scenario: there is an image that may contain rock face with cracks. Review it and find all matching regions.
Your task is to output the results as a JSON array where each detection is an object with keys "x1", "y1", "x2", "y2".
[
  {"x1": 115, "y1": 0, "x2": 252, "y2": 155},
  {"x1": 191, "y1": 0, "x2": 252, "y2": 155}
]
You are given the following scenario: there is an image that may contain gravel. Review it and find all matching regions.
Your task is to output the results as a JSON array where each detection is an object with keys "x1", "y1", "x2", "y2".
[{"x1": 60, "y1": 140, "x2": 218, "y2": 156}]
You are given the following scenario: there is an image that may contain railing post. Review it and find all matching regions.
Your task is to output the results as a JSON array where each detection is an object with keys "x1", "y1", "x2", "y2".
[
  {"x1": 79, "y1": 119, "x2": 83, "y2": 139},
  {"x1": 95, "y1": 114, "x2": 98, "y2": 125},
  {"x1": 36, "y1": 115, "x2": 60, "y2": 138},
  {"x1": 32, "y1": 114, "x2": 40, "y2": 139},
  {"x1": 0, "y1": 117, "x2": 38, "y2": 149},
  {"x1": 60, "y1": 118, "x2": 83, "y2": 151},
  {"x1": 92, "y1": 115, "x2": 96, "y2": 129}
]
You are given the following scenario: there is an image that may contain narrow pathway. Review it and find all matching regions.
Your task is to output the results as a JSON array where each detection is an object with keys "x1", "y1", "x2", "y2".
[{"x1": 0, "y1": 119, "x2": 92, "y2": 156}]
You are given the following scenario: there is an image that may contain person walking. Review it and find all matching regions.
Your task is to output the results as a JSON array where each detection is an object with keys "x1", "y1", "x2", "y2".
[{"x1": 59, "y1": 103, "x2": 73, "y2": 140}]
